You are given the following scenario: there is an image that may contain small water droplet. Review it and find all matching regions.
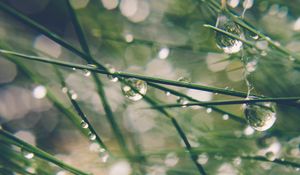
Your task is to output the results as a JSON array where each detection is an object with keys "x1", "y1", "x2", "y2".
[
  {"x1": 197, "y1": 153, "x2": 209, "y2": 165},
  {"x1": 62, "y1": 87, "x2": 68, "y2": 93},
  {"x1": 83, "y1": 69, "x2": 91, "y2": 77},
  {"x1": 81, "y1": 120, "x2": 89, "y2": 129},
  {"x1": 72, "y1": 67, "x2": 76, "y2": 71},
  {"x1": 165, "y1": 91, "x2": 171, "y2": 96},
  {"x1": 177, "y1": 76, "x2": 190, "y2": 83},
  {"x1": 22, "y1": 149, "x2": 34, "y2": 159},
  {"x1": 252, "y1": 35, "x2": 259, "y2": 40},
  {"x1": 176, "y1": 97, "x2": 188, "y2": 108},
  {"x1": 296, "y1": 167, "x2": 300, "y2": 171},
  {"x1": 105, "y1": 64, "x2": 118, "y2": 82},
  {"x1": 215, "y1": 16, "x2": 243, "y2": 54},
  {"x1": 88, "y1": 132, "x2": 96, "y2": 141},
  {"x1": 265, "y1": 151, "x2": 276, "y2": 161},
  {"x1": 71, "y1": 93, "x2": 78, "y2": 100},
  {"x1": 87, "y1": 64, "x2": 97, "y2": 68},
  {"x1": 121, "y1": 78, "x2": 147, "y2": 101},
  {"x1": 158, "y1": 47, "x2": 170, "y2": 59},
  {"x1": 222, "y1": 114, "x2": 229, "y2": 120},
  {"x1": 244, "y1": 102, "x2": 277, "y2": 131},
  {"x1": 206, "y1": 108, "x2": 212, "y2": 113},
  {"x1": 124, "y1": 33, "x2": 134, "y2": 43}
]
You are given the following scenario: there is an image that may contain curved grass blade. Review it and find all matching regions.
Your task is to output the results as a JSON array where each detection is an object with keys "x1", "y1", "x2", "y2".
[
  {"x1": 0, "y1": 49, "x2": 257, "y2": 98},
  {"x1": 146, "y1": 97, "x2": 300, "y2": 109}
]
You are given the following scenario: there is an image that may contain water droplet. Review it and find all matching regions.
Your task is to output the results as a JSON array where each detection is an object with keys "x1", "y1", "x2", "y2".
[
  {"x1": 216, "y1": 16, "x2": 243, "y2": 54},
  {"x1": 32, "y1": 85, "x2": 47, "y2": 99},
  {"x1": 176, "y1": 97, "x2": 188, "y2": 108},
  {"x1": 206, "y1": 108, "x2": 212, "y2": 113},
  {"x1": 99, "y1": 149, "x2": 109, "y2": 163},
  {"x1": 177, "y1": 76, "x2": 190, "y2": 83},
  {"x1": 83, "y1": 69, "x2": 91, "y2": 77},
  {"x1": 87, "y1": 64, "x2": 97, "y2": 68},
  {"x1": 244, "y1": 102, "x2": 277, "y2": 131},
  {"x1": 124, "y1": 33, "x2": 134, "y2": 43},
  {"x1": 71, "y1": 93, "x2": 78, "y2": 100},
  {"x1": 252, "y1": 35, "x2": 259, "y2": 40},
  {"x1": 265, "y1": 151, "x2": 276, "y2": 161},
  {"x1": 88, "y1": 132, "x2": 96, "y2": 141},
  {"x1": 22, "y1": 149, "x2": 34, "y2": 159},
  {"x1": 165, "y1": 91, "x2": 171, "y2": 96},
  {"x1": 69, "y1": 90, "x2": 78, "y2": 100},
  {"x1": 105, "y1": 64, "x2": 118, "y2": 82},
  {"x1": 222, "y1": 114, "x2": 229, "y2": 120},
  {"x1": 158, "y1": 47, "x2": 170, "y2": 59},
  {"x1": 62, "y1": 87, "x2": 68, "y2": 93},
  {"x1": 164, "y1": 152, "x2": 179, "y2": 167},
  {"x1": 296, "y1": 167, "x2": 300, "y2": 171},
  {"x1": 121, "y1": 78, "x2": 147, "y2": 101},
  {"x1": 81, "y1": 120, "x2": 89, "y2": 129},
  {"x1": 72, "y1": 67, "x2": 76, "y2": 71},
  {"x1": 197, "y1": 153, "x2": 209, "y2": 165}
]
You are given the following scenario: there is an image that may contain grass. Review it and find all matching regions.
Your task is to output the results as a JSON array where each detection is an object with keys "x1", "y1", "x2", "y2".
[{"x1": 0, "y1": 0, "x2": 300, "y2": 175}]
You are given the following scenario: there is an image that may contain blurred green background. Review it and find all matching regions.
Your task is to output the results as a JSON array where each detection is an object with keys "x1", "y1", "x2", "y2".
[{"x1": 0, "y1": 0, "x2": 300, "y2": 174}]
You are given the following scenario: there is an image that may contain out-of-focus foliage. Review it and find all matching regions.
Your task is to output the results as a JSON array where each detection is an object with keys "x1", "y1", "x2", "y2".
[{"x1": 0, "y1": 0, "x2": 300, "y2": 174}]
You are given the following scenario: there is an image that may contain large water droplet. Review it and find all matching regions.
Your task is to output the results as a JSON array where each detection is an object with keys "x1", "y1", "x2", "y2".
[
  {"x1": 244, "y1": 102, "x2": 277, "y2": 131},
  {"x1": 121, "y1": 78, "x2": 147, "y2": 101},
  {"x1": 216, "y1": 16, "x2": 243, "y2": 54}
]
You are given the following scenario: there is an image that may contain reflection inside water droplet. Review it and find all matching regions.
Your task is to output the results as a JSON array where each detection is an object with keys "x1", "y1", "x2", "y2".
[
  {"x1": 244, "y1": 102, "x2": 277, "y2": 131},
  {"x1": 121, "y1": 78, "x2": 147, "y2": 101},
  {"x1": 215, "y1": 16, "x2": 243, "y2": 54}
]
